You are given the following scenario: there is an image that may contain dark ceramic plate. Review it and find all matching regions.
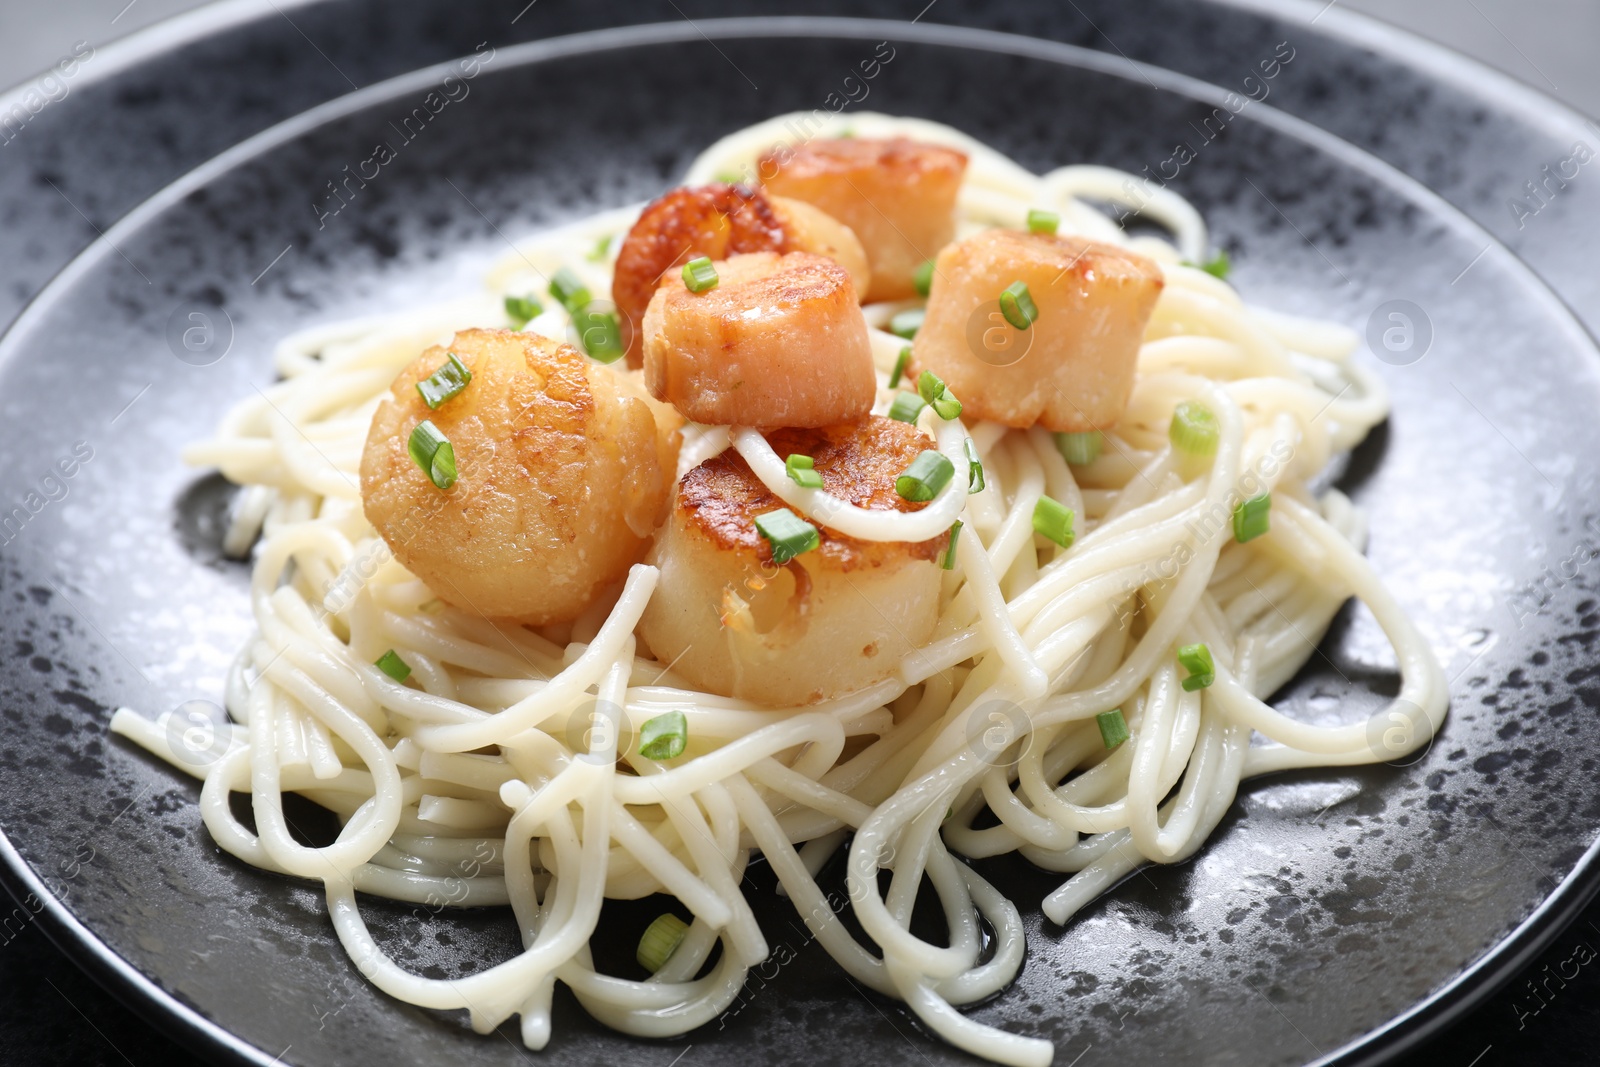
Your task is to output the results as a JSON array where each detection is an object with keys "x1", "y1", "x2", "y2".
[{"x1": 4, "y1": 14, "x2": 1600, "y2": 1067}]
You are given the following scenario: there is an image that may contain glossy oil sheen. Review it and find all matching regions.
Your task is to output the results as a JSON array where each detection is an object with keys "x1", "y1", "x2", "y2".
[{"x1": 2, "y1": 21, "x2": 1599, "y2": 1067}]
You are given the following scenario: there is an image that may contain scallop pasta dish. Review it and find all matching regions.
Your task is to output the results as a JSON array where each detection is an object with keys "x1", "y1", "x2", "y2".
[{"x1": 112, "y1": 113, "x2": 1447, "y2": 1066}]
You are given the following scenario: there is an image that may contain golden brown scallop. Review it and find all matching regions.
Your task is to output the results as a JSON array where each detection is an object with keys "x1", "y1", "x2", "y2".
[
  {"x1": 360, "y1": 328, "x2": 681, "y2": 625},
  {"x1": 914, "y1": 230, "x2": 1163, "y2": 432},
  {"x1": 639, "y1": 417, "x2": 948, "y2": 706},
  {"x1": 759, "y1": 137, "x2": 968, "y2": 303},
  {"x1": 642, "y1": 251, "x2": 875, "y2": 429},
  {"x1": 610, "y1": 184, "x2": 870, "y2": 366},
  {"x1": 611, "y1": 184, "x2": 786, "y2": 368},
  {"x1": 767, "y1": 194, "x2": 871, "y2": 299}
]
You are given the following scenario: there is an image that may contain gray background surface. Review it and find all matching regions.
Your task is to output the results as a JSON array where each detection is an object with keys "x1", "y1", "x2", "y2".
[{"x1": 5, "y1": 0, "x2": 1600, "y2": 118}]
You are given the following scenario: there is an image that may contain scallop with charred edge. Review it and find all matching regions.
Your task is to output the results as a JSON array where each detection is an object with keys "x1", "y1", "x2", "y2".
[
  {"x1": 611, "y1": 184, "x2": 871, "y2": 367},
  {"x1": 360, "y1": 328, "x2": 681, "y2": 625},
  {"x1": 643, "y1": 251, "x2": 875, "y2": 429},
  {"x1": 915, "y1": 230, "x2": 1164, "y2": 432},
  {"x1": 611, "y1": 184, "x2": 787, "y2": 368},
  {"x1": 639, "y1": 416, "x2": 948, "y2": 706},
  {"x1": 760, "y1": 137, "x2": 967, "y2": 303}
]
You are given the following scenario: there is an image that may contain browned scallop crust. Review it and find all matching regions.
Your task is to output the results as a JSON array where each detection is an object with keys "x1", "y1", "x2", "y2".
[
  {"x1": 761, "y1": 136, "x2": 967, "y2": 194},
  {"x1": 360, "y1": 328, "x2": 679, "y2": 624},
  {"x1": 671, "y1": 252, "x2": 842, "y2": 321},
  {"x1": 759, "y1": 137, "x2": 968, "y2": 302},
  {"x1": 678, "y1": 417, "x2": 948, "y2": 570},
  {"x1": 643, "y1": 251, "x2": 875, "y2": 429},
  {"x1": 612, "y1": 184, "x2": 789, "y2": 367},
  {"x1": 918, "y1": 230, "x2": 1163, "y2": 432},
  {"x1": 766, "y1": 195, "x2": 871, "y2": 299}
]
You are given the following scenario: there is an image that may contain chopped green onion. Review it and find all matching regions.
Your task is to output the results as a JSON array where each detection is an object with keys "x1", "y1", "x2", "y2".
[
  {"x1": 894, "y1": 450, "x2": 955, "y2": 503},
  {"x1": 887, "y1": 391, "x2": 927, "y2": 423},
  {"x1": 1026, "y1": 208, "x2": 1060, "y2": 235},
  {"x1": 1180, "y1": 251, "x2": 1231, "y2": 278},
  {"x1": 1096, "y1": 708, "x2": 1129, "y2": 749},
  {"x1": 1233, "y1": 493, "x2": 1271, "y2": 543},
  {"x1": 1054, "y1": 430, "x2": 1103, "y2": 466},
  {"x1": 964, "y1": 438, "x2": 985, "y2": 494},
  {"x1": 550, "y1": 266, "x2": 591, "y2": 314},
  {"x1": 375, "y1": 649, "x2": 411, "y2": 683},
  {"x1": 1177, "y1": 642, "x2": 1215, "y2": 692},
  {"x1": 714, "y1": 170, "x2": 743, "y2": 185},
  {"x1": 550, "y1": 267, "x2": 624, "y2": 363},
  {"x1": 1032, "y1": 494, "x2": 1075, "y2": 548},
  {"x1": 504, "y1": 294, "x2": 543, "y2": 329},
  {"x1": 785, "y1": 453, "x2": 823, "y2": 489},
  {"x1": 913, "y1": 259, "x2": 935, "y2": 298},
  {"x1": 408, "y1": 420, "x2": 457, "y2": 490},
  {"x1": 998, "y1": 281, "x2": 1038, "y2": 330},
  {"x1": 587, "y1": 235, "x2": 612, "y2": 262},
  {"x1": 942, "y1": 520, "x2": 963, "y2": 570},
  {"x1": 636, "y1": 913, "x2": 689, "y2": 972},
  {"x1": 638, "y1": 710, "x2": 688, "y2": 761},
  {"x1": 888, "y1": 345, "x2": 912, "y2": 388},
  {"x1": 1169, "y1": 400, "x2": 1219, "y2": 457},
  {"x1": 754, "y1": 508, "x2": 820, "y2": 565},
  {"x1": 682, "y1": 256, "x2": 719, "y2": 293},
  {"x1": 917, "y1": 370, "x2": 962, "y2": 420},
  {"x1": 890, "y1": 308, "x2": 925, "y2": 339},
  {"x1": 575, "y1": 309, "x2": 625, "y2": 363},
  {"x1": 415, "y1": 352, "x2": 473, "y2": 410}
]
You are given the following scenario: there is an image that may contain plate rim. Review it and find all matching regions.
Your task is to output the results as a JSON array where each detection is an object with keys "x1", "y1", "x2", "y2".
[{"x1": 3, "y1": 12, "x2": 1597, "y2": 1067}]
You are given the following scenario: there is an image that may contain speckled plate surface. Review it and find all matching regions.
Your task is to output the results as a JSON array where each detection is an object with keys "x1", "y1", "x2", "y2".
[{"x1": 3, "y1": 14, "x2": 1600, "y2": 1067}]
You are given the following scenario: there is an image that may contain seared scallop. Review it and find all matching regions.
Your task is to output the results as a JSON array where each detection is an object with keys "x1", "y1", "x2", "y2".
[
  {"x1": 639, "y1": 417, "x2": 948, "y2": 706},
  {"x1": 611, "y1": 183, "x2": 870, "y2": 366},
  {"x1": 642, "y1": 251, "x2": 875, "y2": 429},
  {"x1": 759, "y1": 137, "x2": 967, "y2": 303},
  {"x1": 612, "y1": 184, "x2": 786, "y2": 367},
  {"x1": 914, "y1": 230, "x2": 1163, "y2": 432},
  {"x1": 360, "y1": 328, "x2": 681, "y2": 625},
  {"x1": 767, "y1": 194, "x2": 871, "y2": 299}
]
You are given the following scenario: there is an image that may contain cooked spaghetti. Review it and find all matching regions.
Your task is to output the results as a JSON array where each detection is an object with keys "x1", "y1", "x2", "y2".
[{"x1": 113, "y1": 112, "x2": 1446, "y2": 1066}]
